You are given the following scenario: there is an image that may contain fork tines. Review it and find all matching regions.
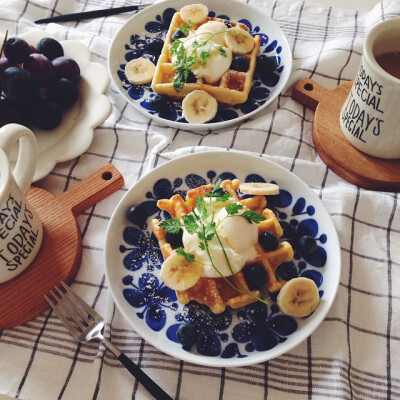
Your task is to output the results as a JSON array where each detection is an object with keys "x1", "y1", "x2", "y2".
[{"x1": 45, "y1": 282, "x2": 102, "y2": 336}]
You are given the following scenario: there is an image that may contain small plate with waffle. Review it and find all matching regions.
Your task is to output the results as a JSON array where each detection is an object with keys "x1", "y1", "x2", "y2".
[
  {"x1": 104, "y1": 151, "x2": 341, "y2": 367},
  {"x1": 108, "y1": 0, "x2": 292, "y2": 130}
]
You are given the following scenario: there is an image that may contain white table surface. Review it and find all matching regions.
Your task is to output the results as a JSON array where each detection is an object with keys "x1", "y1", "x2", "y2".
[{"x1": 0, "y1": 0, "x2": 381, "y2": 399}]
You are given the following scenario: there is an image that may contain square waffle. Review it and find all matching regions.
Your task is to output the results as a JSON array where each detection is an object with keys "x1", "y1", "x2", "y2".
[
  {"x1": 151, "y1": 12, "x2": 261, "y2": 105},
  {"x1": 151, "y1": 179, "x2": 294, "y2": 314}
]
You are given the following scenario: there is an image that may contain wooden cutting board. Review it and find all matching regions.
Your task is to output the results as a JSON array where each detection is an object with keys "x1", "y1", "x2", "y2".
[
  {"x1": 0, "y1": 163, "x2": 124, "y2": 329},
  {"x1": 292, "y1": 78, "x2": 400, "y2": 192}
]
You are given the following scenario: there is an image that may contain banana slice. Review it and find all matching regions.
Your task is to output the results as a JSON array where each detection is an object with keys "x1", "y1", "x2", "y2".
[
  {"x1": 125, "y1": 58, "x2": 155, "y2": 85},
  {"x1": 160, "y1": 252, "x2": 202, "y2": 291},
  {"x1": 239, "y1": 182, "x2": 280, "y2": 195},
  {"x1": 182, "y1": 90, "x2": 218, "y2": 124},
  {"x1": 180, "y1": 4, "x2": 209, "y2": 25},
  {"x1": 277, "y1": 277, "x2": 320, "y2": 317},
  {"x1": 225, "y1": 28, "x2": 255, "y2": 54}
]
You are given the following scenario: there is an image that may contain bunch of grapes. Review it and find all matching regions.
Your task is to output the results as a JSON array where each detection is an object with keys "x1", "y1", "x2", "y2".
[{"x1": 0, "y1": 34, "x2": 81, "y2": 130}]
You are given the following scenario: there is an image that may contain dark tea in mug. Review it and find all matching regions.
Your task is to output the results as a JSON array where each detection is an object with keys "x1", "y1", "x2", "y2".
[{"x1": 375, "y1": 51, "x2": 400, "y2": 79}]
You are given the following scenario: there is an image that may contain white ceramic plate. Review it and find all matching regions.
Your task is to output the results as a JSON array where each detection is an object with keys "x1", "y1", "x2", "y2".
[
  {"x1": 108, "y1": 0, "x2": 292, "y2": 130},
  {"x1": 104, "y1": 151, "x2": 341, "y2": 367},
  {"x1": 8, "y1": 31, "x2": 112, "y2": 182}
]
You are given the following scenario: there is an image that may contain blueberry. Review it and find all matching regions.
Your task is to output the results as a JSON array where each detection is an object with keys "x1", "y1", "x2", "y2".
[
  {"x1": 166, "y1": 229, "x2": 183, "y2": 248},
  {"x1": 275, "y1": 262, "x2": 298, "y2": 281},
  {"x1": 36, "y1": 37, "x2": 64, "y2": 60},
  {"x1": 3, "y1": 37, "x2": 31, "y2": 64},
  {"x1": 230, "y1": 55, "x2": 249, "y2": 72},
  {"x1": 150, "y1": 94, "x2": 170, "y2": 113},
  {"x1": 259, "y1": 231, "x2": 279, "y2": 252},
  {"x1": 186, "y1": 70, "x2": 197, "y2": 83},
  {"x1": 147, "y1": 37, "x2": 164, "y2": 55},
  {"x1": 172, "y1": 29, "x2": 187, "y2": 41},
  {"x1": 223, "y1": 20, "x2": 233, "y2": 29},
  {"x1": 176, "y1": 322, "x2": 197, "y2": 349},
  {"x1": 126, "y1": 205, "x2": 147, "y2": 226},
  {"x1": 242, "y1": 263, "x2": 268, "y2": 290},
  {"x1": 256, "y1": 55, "x2": 277, "y2": 74},
  {"x1": 297, "y1": 235, "x2": 318, "y2": 256}
]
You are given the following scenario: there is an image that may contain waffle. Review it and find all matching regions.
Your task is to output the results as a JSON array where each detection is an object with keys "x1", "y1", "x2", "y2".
[
  {"x1": 151, "y1": 12, "x2": 261, "y2": 105},
  {"x1": 152, "y1": 180, "x2": 293, "y2": 314}
]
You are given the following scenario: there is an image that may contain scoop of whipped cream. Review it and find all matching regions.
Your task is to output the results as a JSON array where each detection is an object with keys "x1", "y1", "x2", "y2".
[
  {"x1": 172, "y1": 20, "x2": 232, "y2": 84},
  {"x1": 182, "y1": 198, "x2": 259, "y2": 278}
]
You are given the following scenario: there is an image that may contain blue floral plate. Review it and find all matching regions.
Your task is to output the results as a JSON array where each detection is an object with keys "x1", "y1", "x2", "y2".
[
  {"x1": 104, "y1": 151, "x2": 341, "y2": 367},
  {"x1": 107, "y1": 0, "x2": 292, "y2": 130}
]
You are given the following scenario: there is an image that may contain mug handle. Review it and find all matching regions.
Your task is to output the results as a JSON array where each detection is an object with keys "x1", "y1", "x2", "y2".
[{"x1": 0, "y1": 124, "x2": 38, "y2": 195}]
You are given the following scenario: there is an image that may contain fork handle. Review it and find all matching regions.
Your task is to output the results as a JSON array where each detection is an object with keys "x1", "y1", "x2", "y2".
[
  {"x1": 102, "y1": 339, "x2": 173, "y2": 400},
  {"x1": 118, "y1": 353, "x2": 173, "y2": 400}
]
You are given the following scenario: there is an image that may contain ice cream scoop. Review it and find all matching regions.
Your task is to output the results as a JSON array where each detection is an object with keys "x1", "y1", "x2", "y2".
[{"x1": 182, "y1": 198, "x2": 259, "y2": 278}]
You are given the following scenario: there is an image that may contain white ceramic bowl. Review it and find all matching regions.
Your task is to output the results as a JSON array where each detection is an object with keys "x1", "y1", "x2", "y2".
[
  {"x1": 104, "y1": 151, "x2": 341, "y2": 367},
  {"x1": 108, "y1": 0, "x2": 292, "y2": 130}
]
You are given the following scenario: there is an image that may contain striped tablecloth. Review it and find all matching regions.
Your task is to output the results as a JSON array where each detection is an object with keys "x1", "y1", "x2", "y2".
[{"x1": 0, "y1": 0, "x2": 399, "y2": 399}]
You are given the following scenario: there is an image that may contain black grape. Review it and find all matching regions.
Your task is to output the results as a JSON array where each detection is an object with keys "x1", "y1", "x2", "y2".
[
  {"x1": 23, "y1": 53, "x2": 55, "y2": 88},
  {"x1": 27, "y1": 99, "x2": 63, "y2": 130},
  {"x1": 36, "y1": 37, "x2": 64, "y2": 60},
  {"x1": 46, "y1": 78, "x2": 79, "y2": 109},
  {"x1": 52, "y1": 56, "x2": 80, "y2": 82},
  {"x1": 1, "y1": 67, "x2": 40, "y2": 105}
]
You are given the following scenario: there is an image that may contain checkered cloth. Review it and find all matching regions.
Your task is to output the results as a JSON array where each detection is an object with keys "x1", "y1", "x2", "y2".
[{"x1": 1, "y1": 0, "x2": 399, "y2": 399}]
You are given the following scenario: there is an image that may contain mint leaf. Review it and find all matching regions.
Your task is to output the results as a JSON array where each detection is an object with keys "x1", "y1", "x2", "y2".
[
  {"x1": 159, "y1": 218, "x2": 182, "y2": 233},
  {"x1": 226, "y1": 203, "x2": 243, "y2": 215},
  {"x1": 241, "y1": 210, "x2": 266, "y2": 224},
  {"x1": 176, "y1": 247, "x2": 195, "y2": 262}
]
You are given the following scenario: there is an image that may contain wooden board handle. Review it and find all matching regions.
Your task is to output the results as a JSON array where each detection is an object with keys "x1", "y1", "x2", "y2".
[
  {"x1": 292, "y1": 78, "x2": 329, "y2": 111},
  {"x1": 56, "y1": 163, "x2": 124, "y2": 215}
]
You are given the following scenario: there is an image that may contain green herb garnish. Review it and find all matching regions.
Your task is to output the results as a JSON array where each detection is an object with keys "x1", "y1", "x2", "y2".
[
  {"x1": 176, "y1": 247, "x2": 195, "y2": 262},
  {"x1": 160, "y1": 183, "x2": 267, "y2": 304},
  {"x1": 207, "y1": 178, "x2": 230, "y2": 201},
  {"x1": 241, "y1": 210, "x2": 266, "y2": 224},
  {"x1": 159, "y1": 218, "x2": 182, "y2": 234},
  {"x1": 169, "y1": 20, "x2": 231, "y2": 92}
]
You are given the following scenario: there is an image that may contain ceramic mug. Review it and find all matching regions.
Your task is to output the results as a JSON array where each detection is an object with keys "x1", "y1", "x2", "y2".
[
  {"x1": 340, "y1": 18, "x2": 400, "y2": 159},
  {"x1": 0, "y1": 124, "x2": 43, "y2": 284}
]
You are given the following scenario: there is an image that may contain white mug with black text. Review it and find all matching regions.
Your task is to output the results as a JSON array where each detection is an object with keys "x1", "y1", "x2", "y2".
[
  {"x1": 340, "y1": 18, "x2": 400, "y2": 159},
  {"x1": 0, "y1": 124, "x2": 43, "y2": 284}
]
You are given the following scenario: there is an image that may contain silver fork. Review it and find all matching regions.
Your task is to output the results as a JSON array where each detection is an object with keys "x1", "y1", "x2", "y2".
[{"x1": 45, "y1": 282, "x2": 173, "y2": 400}]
